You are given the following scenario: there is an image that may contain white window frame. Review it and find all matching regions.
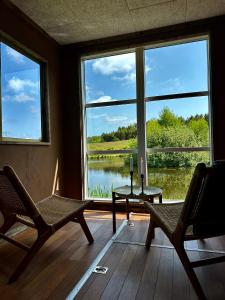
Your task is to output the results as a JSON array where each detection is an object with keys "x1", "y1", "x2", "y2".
[
  {"x1": 81, "y1": 35, "x2": 211, "y2": 201},
  {"x1": 0, "y1": 35, "x2": 50, "y2": 145}
]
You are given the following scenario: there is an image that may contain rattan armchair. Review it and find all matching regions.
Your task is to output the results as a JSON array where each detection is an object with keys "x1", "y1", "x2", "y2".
[
  {"x1": 145, "y1": 161, "x2": 225, "y2": 300},
  {"x1": 0, "y1": 166, "x2": 94, "y2": 283}
]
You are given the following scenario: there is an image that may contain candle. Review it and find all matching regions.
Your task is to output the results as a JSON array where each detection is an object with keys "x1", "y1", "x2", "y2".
[
  {"x1": 130, "y1": 156, "x2": 133, "y2": 172},
  {"x1": 140, "y1": 157, "x2": 143, "y2": 174}
]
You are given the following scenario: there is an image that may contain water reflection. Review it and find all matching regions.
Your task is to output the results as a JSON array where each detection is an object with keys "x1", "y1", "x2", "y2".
[{"x1": 88, "y1": 156, "x2": 195, "y2": 200}]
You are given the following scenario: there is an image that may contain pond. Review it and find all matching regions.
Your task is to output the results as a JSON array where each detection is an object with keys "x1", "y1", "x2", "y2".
[{"x1": 87, "y1": 156, "x2": 195, "y2": 200}]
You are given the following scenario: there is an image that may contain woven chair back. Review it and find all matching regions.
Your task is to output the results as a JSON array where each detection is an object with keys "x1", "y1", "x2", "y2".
[
  {"x1": 191, "y1": 160, "x2": 225, "y2": 235},
  {"x1": 179, "y1": 160, "x2": 225, "y2": 236},
  {"x1": 0, "y1": 171, "x2": 28, "y2": 215}
]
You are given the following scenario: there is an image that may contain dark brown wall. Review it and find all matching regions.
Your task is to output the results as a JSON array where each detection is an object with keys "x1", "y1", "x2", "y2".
[
  {"x1": 60, "y1": 54, "x2": 83, "y2": 199},
  {"x1": 0, "y1": 1, "x2": 62, "y2": 202},
  {"x1": 61, "y1": 15, "x2": 225, "y2": 198}
]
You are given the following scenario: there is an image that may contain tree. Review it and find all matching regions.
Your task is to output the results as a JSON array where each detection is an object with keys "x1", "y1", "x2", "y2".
[
  {"x1": 158, "y1": 107, "x2": 183, "y2": 127},
  {"x1": 188, "y1": 118, "x2": 209, "y2": 146}
]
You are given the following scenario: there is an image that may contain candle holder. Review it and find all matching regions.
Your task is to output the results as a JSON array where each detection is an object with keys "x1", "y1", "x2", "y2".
[
  {"x1": 139, "y1": 174, "x2": 145, "y2": 195},
  {"x1": 130, "y1": 171, "x2": 134, "y2": 194}
]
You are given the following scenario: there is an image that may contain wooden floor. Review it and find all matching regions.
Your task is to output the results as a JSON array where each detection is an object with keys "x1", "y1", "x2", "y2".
[
  {"x1": 0, "y1": 211, "x2": 225, "y2": 300},
  {"x1": 0, "y1": 211, "x2": 121, "y2": 300},
  {"x1": 75, "y1": 213, "x2": 225, "y2": 300}
]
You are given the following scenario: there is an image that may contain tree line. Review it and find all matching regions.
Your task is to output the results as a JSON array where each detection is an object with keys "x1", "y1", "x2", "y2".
[
  {"x1": 88, "y1": 107, "x2": 209, "y2": 147},
  {"x1": 88, "y1": 124, "x2": 137, "y2": 143}
]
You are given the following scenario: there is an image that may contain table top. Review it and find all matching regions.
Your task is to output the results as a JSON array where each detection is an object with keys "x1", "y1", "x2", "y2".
[{"x1": 113, "y1": 185, "x2": 162, "y2": 200}]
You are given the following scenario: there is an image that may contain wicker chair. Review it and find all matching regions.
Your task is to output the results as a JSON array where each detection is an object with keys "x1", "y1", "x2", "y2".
[
  {"x1": 0, "y1": 166, "x2": 94, "y2": 283},
  {"x1": 145, "y1": 161, "x2": 225, "y2": 300}
]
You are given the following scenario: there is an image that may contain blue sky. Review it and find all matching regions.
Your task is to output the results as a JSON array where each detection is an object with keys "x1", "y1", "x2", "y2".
[
  {"x1": 84, "y1": 40, "x2": 209, "y2": 137},
  {"x1": 1, "y1": 42, "x2": 42, "y2": 140}
]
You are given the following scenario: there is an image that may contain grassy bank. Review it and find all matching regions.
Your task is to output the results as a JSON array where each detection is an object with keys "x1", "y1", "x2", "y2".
[{"x1": 88, "y1": 139, "x2": 134, "y2": 151}]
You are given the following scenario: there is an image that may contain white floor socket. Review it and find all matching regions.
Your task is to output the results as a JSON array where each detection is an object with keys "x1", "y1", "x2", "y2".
[{"x1": 93, "y1": 266, "x2": 108, "y2": 274}]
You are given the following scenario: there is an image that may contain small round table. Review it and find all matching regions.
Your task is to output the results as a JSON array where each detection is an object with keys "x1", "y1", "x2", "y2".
[{"x1": 112, "y1": 185, "x2": 163, "y2": 233}]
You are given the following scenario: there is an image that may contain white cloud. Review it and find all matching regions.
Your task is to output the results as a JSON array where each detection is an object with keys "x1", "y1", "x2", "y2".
[
  {"x1": 85, "y1": 85, "x2": 104, "y2": 102},
  {"x1": 88, "y1": 113, "x2": 107, "y2": 120},
  {"x1": 14, "y1": 93, "x2": 34, "y2": 103},
  {"x1": 92, "y1": 53, "x2": 135, "y2": 76},
  {"x1": 113, "y1": 72, "x2": 136, "y2": 85},
  {"x1": 145, "y1": 65, "x2": 151, "y2": 74},
  {"x1": 89, "y1": 95, "x2": 117, "y2": 103},
  {"x1": 6, "y1": 47, "x2": 25, "y2": 64},
  {"x1": 85, "y1": 84, "x2": 91, "y2": 100},
  {"x1": 88, "y1": 111, "x2": 134, "y2": 127},
  {"x1": 105, "y1": 115, "x2": 128, "y2": 123},
  {"x1": 8, "y1": 77, "x2": 39, "y2": 92},
  {"x1": 161, "y1": 77, "x2": 183, "y2": 94},
  {"x1": 2, "y1": 92, "x2": 34, "y2": 103}
]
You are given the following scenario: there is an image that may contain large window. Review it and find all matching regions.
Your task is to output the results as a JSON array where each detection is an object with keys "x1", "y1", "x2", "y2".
[
  {"x1": 0, "y1": 41, "x2": 48, "y2": 142},
  {"x1": 82, "y1": 37, "x2": 210, "y2": 200}
]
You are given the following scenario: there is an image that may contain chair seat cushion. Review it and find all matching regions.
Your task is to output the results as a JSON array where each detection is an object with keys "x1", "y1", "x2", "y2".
[
  {"x1": 36, "y1": 195, "x2": 91, "y2": 225},
  {"x1": 145, "y1": 202, "x2": 193, "y2": 238}
]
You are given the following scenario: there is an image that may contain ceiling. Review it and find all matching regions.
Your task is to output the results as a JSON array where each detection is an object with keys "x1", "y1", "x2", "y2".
[{"x1": 10, "y1": 0, "x2": 225, "y2": 45}]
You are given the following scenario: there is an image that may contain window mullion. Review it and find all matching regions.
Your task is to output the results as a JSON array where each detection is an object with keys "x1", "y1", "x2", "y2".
[
  {"x1": 0, "y1": 42, "x2": 2, "y2": 141},
  {"x1": 80, "y1": 61, "x2": 88, "y2": 199},
  {"x1": 136, "y1": 47, "x2": 147, "y2": 185}
]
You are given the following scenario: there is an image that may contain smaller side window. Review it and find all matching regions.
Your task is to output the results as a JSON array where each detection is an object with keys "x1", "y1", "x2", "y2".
[{"x1": 0, "y1": 41, "x2": 49, "y2": 143}]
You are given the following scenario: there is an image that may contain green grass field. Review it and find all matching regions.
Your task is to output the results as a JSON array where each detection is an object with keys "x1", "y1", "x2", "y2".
[{"x1": 88, "y1": 139, "x2": 134, "y2": 151}]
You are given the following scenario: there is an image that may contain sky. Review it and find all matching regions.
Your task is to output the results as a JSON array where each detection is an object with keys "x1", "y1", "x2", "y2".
[
  {"x1": 0, "y1": 40, "x2": 208, "y2": 140},
  {"x1": 84, "y1": 39, "x2": 209, "y2": 137},
  {"x1": 1, "y1": 42, "x2": 42, "y2": 140}
]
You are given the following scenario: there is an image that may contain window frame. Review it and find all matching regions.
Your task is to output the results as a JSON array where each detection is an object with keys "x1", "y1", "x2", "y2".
[
  {"x1": 81, "y1": 35, "x2": 212, "y2": 201},
  {"x1": 0, "y1": 32, "x2": 50, "y2": 145}
]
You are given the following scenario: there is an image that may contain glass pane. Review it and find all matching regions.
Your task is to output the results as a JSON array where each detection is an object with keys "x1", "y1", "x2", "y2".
[
  {"x1": 1, "y1": 43, "x2": 42, "y2": 140},
  {"x1": 87, "y1": 104, "x2": 137, "y2": 151},
  {"x1": 84, "y1": 52, "x2": 136, "y2": 103},
  {"x1": 87, "y1": 155, "x2": 138, "y2": 199},
  {"x1": 145, "y1": 40, "x2": 208, "y2": 97},
  {"x1": 146, "y1": 97, "x2": 209, "y2": 148},
  {"x1": 147, "y1": 151, "x2": 210, "y2": 200}
]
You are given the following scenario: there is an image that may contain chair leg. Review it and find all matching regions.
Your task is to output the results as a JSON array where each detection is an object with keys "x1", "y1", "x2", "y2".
[
  {"x1": 125, "y1": 198, "x2": 130, "y2": 221},
  {"x1": 8, "y1": 232, "x2": 50, "y2": 284},
  {"x1": 0, "y1": 214, "x2": 16, "y2": 235},
  {"x1": 145, "y1": 219, "x2": 156, "y2": 250},
  {"x1": 77, "y1": 213, "x2": 94, "y2": 244},
  {"x1": 175, "y1": 242, "x2": 207, "y2": 300}
]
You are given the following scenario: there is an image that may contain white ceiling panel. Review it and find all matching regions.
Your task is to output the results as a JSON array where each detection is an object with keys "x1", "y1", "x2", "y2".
[
  {"x1": 63, "y1": 0, "x2": 135, "y2": 37},
  {"x1": 126, "y1": 0, "x2": 175, "y2": 10},
  {"x1": 130, "y1": 0, "x2": 186, "y2": 32},
  {"x1": 10, "y1": 0, "x2": 75, "y2": 29},
  {"x1": 186, "y1": 0, "x2": 225, "y2": 22},
  {"x1": 9, "y1": 0, "x2": 225, "y2": 44}
]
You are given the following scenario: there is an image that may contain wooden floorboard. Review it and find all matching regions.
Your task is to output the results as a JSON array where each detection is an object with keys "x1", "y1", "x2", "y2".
[
  {"x1": 117, "y1": 246, "x2": 148, "y2": 300},
  {"x1": 136, "y1": 246, "x2": 161, "y2": 300},
  {"x1": 76, "y1": 213, "x2": 225, "y2": 300},
  {"x1": 101, "y1": 244, "x2": 138, "y2": 300},
  {"x1": 1, "y1": 211, "x2": 225, "y2": 299},
  {"x1": 0, "y1": 211, "x2": 119, "y2": 300},
  {"x1": 172, "y1": 251, "x2": 191, "y2": 300}
]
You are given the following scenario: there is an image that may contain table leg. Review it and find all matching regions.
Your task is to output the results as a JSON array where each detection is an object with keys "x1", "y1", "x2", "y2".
[
  {"x1": 149, "y1": 195, "x2": 154, "y2": 203},
  {"x1": 159, "y1": 194, "x2": 162, "y2": 204},
  {"x1": 112, "y1": 192, "x2": 116, "y2": 233},
  {"x1": 125, "y1": 198, "x2": 130, "y2": 221}
]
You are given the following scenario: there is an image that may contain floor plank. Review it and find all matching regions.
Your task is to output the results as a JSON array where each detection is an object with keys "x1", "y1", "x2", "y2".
[
  {"x1": 0, "y1": 211, "x2": 119, "y2": 300},
  {"x1": 117, "y1": 246, "x2": 148, "y2": 300},
  {"x1": 100, "y1": 244, "x2": 137, "y2": 300},
  {"x1": 1, "y1": 211, "x2": 225, "y2": 300}
]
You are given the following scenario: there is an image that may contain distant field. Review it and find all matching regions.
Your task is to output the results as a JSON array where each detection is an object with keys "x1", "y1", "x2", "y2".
[{"x1": 88, "y1": 139, "x2": 134, "y2": 151}]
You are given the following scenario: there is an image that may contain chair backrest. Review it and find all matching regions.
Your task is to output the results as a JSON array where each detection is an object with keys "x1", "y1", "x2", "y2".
[
  {"x1": 178, "y1": 160, "x2": 225, "y2": 237},
  {"x1": 0, "y1": 166, "x2": 40, "y2": 219}
]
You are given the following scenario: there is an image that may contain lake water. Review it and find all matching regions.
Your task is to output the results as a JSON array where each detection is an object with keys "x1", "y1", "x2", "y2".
[{"x1": 88, "y1": 156, "x2": 195, "y2": 200}]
